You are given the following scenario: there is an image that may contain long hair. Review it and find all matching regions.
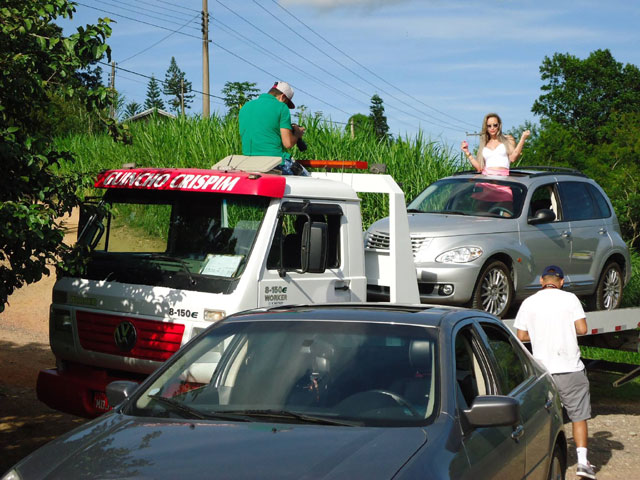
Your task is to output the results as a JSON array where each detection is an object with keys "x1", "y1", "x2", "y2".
[{"x1": 476, "y1": 112, "x2": 515, "y2": 169}]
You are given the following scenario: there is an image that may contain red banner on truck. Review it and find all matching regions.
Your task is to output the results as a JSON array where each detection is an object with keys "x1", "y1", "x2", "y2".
[{"x1": 95, "y1": 168, "x2": 286, "y2": 198}]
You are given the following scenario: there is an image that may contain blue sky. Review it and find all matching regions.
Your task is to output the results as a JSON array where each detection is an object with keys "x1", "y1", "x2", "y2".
[{"x1": 61, "y1": 0, "x2": 640, "y2": 148}]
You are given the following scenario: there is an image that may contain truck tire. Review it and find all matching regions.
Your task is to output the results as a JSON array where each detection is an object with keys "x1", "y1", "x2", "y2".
[
  {"x1": 588, "y1": 261, "x2": 623, "y2": 311},
  {"x1": 471, "y1": 260, "x2": 513, "y2": 318}
]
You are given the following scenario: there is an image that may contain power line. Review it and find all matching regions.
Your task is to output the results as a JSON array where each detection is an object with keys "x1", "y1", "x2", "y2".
[
  {"x1": 270, "y1": 0, "x2": 476, "y2": 130},
  {"x1": 254, "y1": 0, "x2": 469, "y2": 132},
  {"x1": 155, "y1": 0, "x2": 201, "y2": 14},
  {"x1": 211, "y1": 17, "x2": 369, "y2": 109},
  {"x1": 212, "y1": 1, "x2": 374, "y2": 103},
  {"x1": 119, "y1": 12, "x2": 200, "y2": 63},
  {"x1": 95, "y1": 0, "x2": 200, "y2": 32},
  {"x1": 120, "y1": 0, "x2": 199, "y2": 22},
  {"x1": 75, "y1": 2, "x2": 203, "y2": 40}
]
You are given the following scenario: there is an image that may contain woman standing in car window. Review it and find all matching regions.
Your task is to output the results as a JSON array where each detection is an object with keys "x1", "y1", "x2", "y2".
[{"x1": 461, "y1": 113, "x2": 530, "y2": 175}]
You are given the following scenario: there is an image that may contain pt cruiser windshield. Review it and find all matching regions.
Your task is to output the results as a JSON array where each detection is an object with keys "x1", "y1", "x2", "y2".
[{"x1": 408, "y1": 178, "x2": 527, "y2": 218}]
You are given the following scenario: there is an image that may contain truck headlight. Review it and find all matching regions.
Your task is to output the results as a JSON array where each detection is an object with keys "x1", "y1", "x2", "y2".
[{"x1": 436, "y1": 247, "x2": 483, "y2": 263}]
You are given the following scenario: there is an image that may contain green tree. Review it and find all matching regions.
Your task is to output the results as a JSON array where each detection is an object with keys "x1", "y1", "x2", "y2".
[
  {"x1": 369, "y1": 94, "x2": 390, "y2": 141},
  {"x1": 163, "y1": 56, "x2": 193, "y2": 114},
  {"x1": 527, "y1": 50, "x2": 640, "y2": 247},
  {"x1": 346, "y1": 113, "x2": 374, "y2": 138},
  {"x1": 221, "y1": 81, "x2": 259, "y2": 117},
  {"x1": 0, "y1": 0, "x2": 125, "y2": 310},
  {"x1": 532, "y1": 49, "x2": 640, "y2": 142},
  {"x1": 123, "y1": 101, "x2": 143, "y2": 119},
  {"x1": 144, "y1": 75, "x2": 165, "y2": 111}
]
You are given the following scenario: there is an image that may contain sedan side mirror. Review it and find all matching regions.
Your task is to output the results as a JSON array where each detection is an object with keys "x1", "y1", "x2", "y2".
[
  {"x1": 106, "y1": 380, "x2": 140, "y2": 407},
  {"x1": 528, "y1": 208, "x2": 556, "y2": 225},
  {"x1": 463, "y1": 395, "x2": 519, "y2": 427}
]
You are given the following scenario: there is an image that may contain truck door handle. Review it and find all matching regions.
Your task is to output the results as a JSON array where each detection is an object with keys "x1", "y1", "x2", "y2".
[
  {"x1": 544, "y1": 398, "x2": 553, "y2": 410},
  {"x1": 334, "y1": 282, "x2": 350, "y2": 291},
  {"x1": 511, "y1": 424, "x2": 524, "y2": 441},
  {"x1": 598, "y1": 228, "x2": 606, "y2": 235},
  {"x1": 561, "y1": 231, "x2": 571, "y2": 238}
]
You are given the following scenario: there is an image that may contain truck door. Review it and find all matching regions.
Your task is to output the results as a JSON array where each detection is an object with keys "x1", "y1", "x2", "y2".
[{"x1": 258, "y1": 202, "x2": 352, "y2": 307}]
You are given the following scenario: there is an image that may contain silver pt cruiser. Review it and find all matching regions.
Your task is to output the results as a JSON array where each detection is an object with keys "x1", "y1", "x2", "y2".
[{"x1": 366, "y1": 167, "x2": 631, "y2": 318}]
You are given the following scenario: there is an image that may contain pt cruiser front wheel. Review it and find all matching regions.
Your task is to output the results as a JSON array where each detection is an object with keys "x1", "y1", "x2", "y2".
[{"x1": 471, "y1": 260, "x2": 514, "y2": 318}]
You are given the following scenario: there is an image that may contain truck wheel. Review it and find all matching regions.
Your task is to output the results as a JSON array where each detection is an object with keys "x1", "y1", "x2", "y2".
[
  {"x1": 589, "y1": 262, "x2": 623, "y2": 311},
  {"x1": 471, "y1": 260, "x2": 513, "y2": 318}
]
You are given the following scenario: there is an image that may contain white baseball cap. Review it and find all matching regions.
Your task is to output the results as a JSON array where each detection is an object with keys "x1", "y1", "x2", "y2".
[{"x1": 273, "y1": 81, "x2": 295, "y2": 109}]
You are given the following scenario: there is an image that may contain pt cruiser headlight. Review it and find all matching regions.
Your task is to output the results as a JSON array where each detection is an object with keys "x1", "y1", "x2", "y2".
[{"x1": 436, "y1": 247, "x2": 483, "y2": 263}]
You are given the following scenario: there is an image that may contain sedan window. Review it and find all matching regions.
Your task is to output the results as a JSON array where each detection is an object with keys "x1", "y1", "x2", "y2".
[
  {"x1": 454, "y1": 327, "x2": 489, "y2": 408},
  {"x1": 480, "y1": 324, "x2": 530, "y2": 395}
]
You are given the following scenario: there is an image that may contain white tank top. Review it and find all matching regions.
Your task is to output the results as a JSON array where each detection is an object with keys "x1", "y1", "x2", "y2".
[{"x1": 482, "y1": 143, "x2": 510, "y2": 169}]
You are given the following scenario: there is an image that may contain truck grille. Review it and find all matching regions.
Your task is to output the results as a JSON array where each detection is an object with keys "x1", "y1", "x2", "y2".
[
  {"x1": 365, "y1": 231, "x2": 429, "y2": 256},
  {"x1": 76, "y1": 311, "x2": 185, "y2": 362}
]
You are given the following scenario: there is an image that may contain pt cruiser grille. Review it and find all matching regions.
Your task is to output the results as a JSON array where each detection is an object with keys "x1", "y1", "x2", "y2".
[{"x1": 365, "y1": 231, "x2": 430, "y2": 256}]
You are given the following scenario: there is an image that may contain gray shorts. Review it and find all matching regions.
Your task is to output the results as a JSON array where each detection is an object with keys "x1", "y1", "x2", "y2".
[{"x1": 552, "y1": 369, "x2": 591, "y2": 422}]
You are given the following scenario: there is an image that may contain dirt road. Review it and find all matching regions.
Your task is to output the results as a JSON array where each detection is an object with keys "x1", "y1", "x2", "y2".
[{"x1": 1, "y1": 211, "x2": 639, "y2": 477}]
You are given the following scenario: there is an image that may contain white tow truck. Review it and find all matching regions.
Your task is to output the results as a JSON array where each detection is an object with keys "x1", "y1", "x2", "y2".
[{"x1": 37, "y1": 159, "x2": 420, "y2": 417}]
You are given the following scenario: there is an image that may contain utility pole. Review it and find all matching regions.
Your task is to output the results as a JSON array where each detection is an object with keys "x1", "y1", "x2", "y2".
[
  {"x1": 350, "y1": 117, "x2": 355, "y2": 139},
  {"x1": 180, "y1": 78, "x2": 185, "y2": 116},
  {"x1": 202, "y1": 0, "x2": 210, "y2": 118},
  {"x1": 109, "y1": 61, "x2": 116, "y2": 119}
]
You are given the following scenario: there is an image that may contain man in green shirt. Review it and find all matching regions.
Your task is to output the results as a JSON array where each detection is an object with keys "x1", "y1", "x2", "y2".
[{"x1": 239, "y1": 81, "x2": 306, "y2": 174}]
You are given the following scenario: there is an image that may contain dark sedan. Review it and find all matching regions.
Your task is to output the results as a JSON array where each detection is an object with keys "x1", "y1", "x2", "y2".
[{"x1": 4, "y1": 305, "x2": 566, "y2": 479}]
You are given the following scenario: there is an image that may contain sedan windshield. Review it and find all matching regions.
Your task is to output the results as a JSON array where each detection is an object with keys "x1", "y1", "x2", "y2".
[
  {"x1": 130, "y1": 320, "x2": 438, "y2": 427},
  {"x1": 408, "y1": 178, "x2": 527, "y2": 218},
  {"x1": 79, "y1": 190, "x2": 270, "y2": 292}
]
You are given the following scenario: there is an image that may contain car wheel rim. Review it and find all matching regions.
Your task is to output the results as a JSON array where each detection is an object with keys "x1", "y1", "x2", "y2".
[
  {"x1": 602, "y1": 268, "x2": 621, "y2": 310},
  {"x1": 481, "y1": 268, "x2": 509, "y2": 315}
]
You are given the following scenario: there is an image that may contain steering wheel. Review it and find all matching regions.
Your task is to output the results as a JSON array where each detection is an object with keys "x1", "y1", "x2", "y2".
[
  {"x1": 338, "y1": 389, "x2": 421, "y2": 418},
  {"x1": 488, "y1": 206, "x2": 514, "y2": 217}
]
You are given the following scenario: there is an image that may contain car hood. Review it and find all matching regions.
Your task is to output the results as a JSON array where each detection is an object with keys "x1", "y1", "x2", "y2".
[
  {"x1": 369, "y1": 213, "x2": 518, "y2": 238},
  {"x1": 15, "y1": 413, "x2": 428, "y2": 479}
]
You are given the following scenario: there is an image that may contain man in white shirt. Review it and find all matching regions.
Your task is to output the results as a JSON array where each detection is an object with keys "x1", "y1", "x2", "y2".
[{"x1": 514, "y1": 265, "x2": 595, "y2": 479}]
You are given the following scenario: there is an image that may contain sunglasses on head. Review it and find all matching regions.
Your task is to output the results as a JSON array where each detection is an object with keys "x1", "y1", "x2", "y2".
[{"x1": 486, "y1": 123, "x2": 499, "y2": 128}]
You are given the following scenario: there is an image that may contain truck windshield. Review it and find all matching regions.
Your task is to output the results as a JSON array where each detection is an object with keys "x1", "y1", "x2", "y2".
[
  {"x1": 408, "y1": 178, "x2": 527, "y2": 218},
  {"x1": 81, "y1": 190, "x2": 270, "y2": 293}
]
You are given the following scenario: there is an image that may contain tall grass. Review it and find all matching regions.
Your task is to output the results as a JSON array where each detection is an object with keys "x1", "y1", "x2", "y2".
[{"x1": 54, "y1": 114, "x2": 460, "y2": 227}]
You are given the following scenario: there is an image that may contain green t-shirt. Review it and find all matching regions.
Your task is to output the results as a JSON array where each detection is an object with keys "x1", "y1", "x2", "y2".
[{"x1": 238, "y1": 93, "x2": 292, "y2": 157}]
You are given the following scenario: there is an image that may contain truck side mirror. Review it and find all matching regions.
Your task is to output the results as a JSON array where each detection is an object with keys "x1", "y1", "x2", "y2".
[
  {"x1": 77, "y1": 202, "x2": 106, "y2": 250},
  {"x1": 301, "y1": 221, "x2": 327, "y2": 273},
  {"x1": 528, "y1": 208, "x2": 556, "y2": 225}
]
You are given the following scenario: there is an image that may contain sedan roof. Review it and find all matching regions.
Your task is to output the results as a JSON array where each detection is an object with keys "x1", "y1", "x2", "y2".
[{"x1": 224, "y1": 303, "x2": 492, "y2": 328}]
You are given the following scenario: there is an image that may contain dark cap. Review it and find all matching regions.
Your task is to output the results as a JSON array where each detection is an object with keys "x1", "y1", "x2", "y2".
[{"x1": 541, "y1": 265, "x2": 564, "y2": 278}]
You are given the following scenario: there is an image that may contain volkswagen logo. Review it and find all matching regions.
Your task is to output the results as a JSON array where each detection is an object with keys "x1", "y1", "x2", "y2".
[{"x1": 114, "y1": 321, "x2": 137, "y2": 352}]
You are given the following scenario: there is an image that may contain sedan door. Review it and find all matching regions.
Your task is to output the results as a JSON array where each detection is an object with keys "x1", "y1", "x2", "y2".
[
  {"x1": 453, "y1": 324, "x2": 526, "y2": 479},
  {"x1": 478, "y1": 321, "x2": 558, "y2": 480}
]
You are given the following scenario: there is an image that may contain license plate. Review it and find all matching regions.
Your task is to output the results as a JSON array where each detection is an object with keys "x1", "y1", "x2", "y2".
[{"x1": 93, "y1": 391, "x2": 111, "y2": 412}]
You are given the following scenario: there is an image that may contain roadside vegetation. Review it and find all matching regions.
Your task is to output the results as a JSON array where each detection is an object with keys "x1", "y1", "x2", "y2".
[{"x1": 54, "y1": 114, "x2": 459, "y2": 228}]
